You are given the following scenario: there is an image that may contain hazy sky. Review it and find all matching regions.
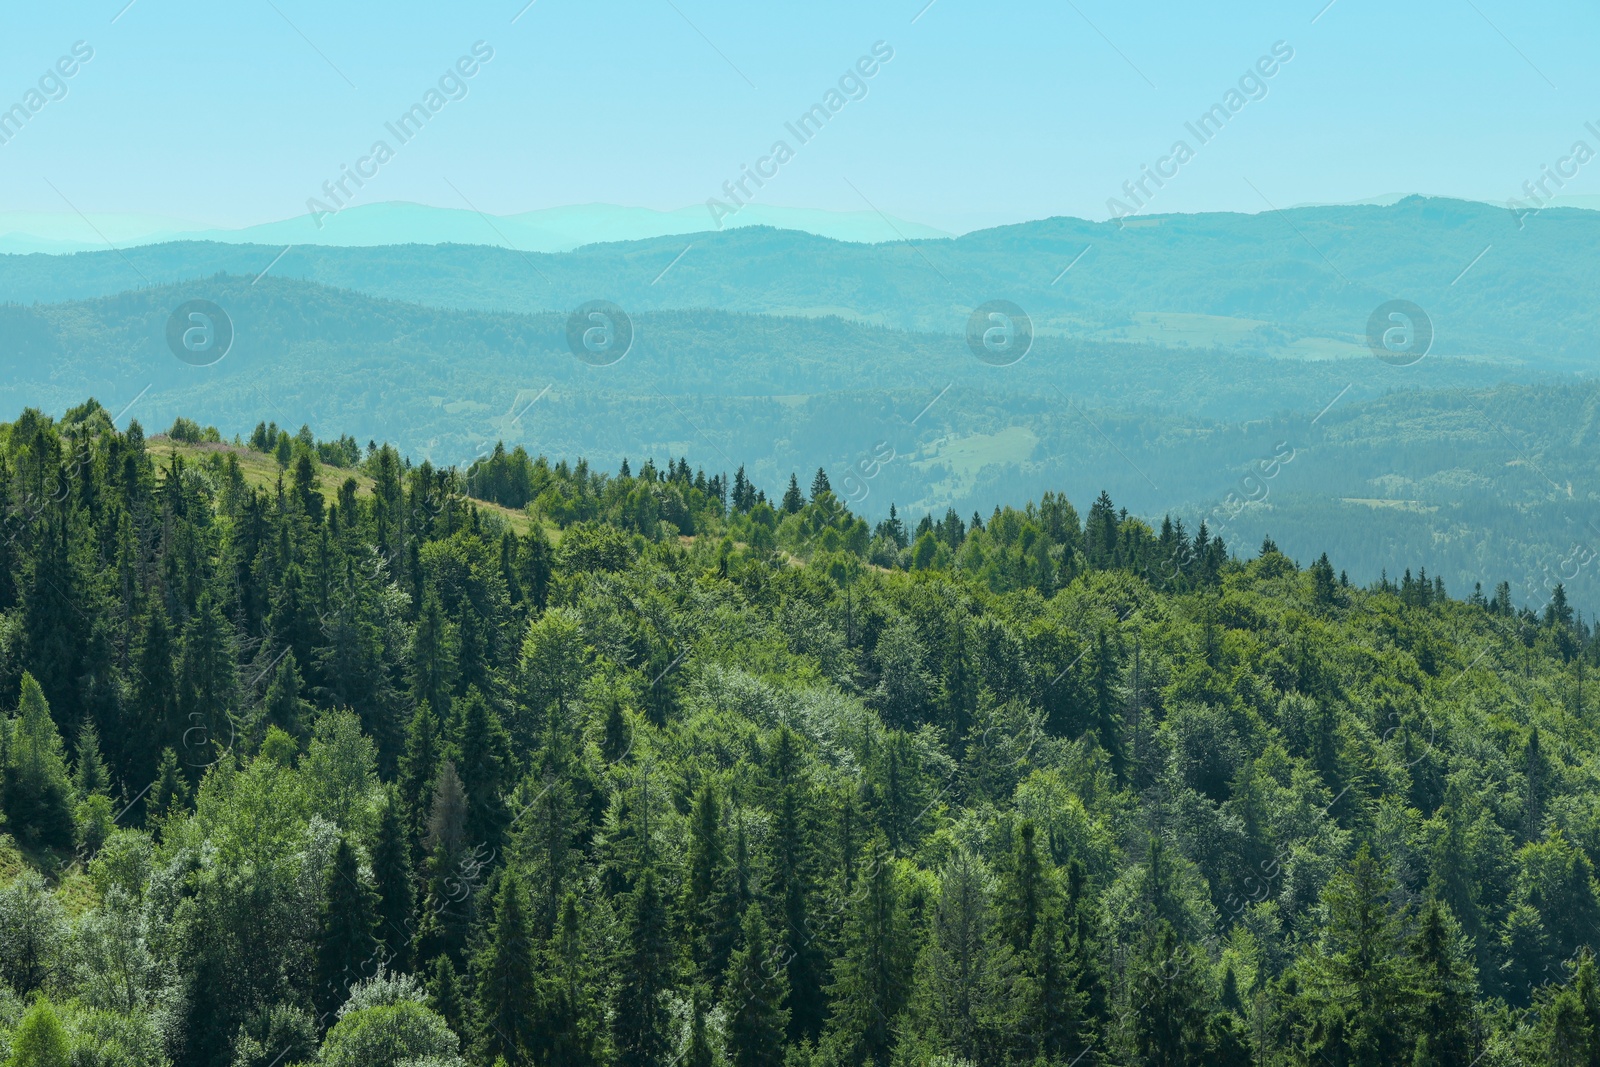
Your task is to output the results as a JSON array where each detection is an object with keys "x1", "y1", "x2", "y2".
[{"x1": 1, "y1": 0, "x2": 1594, "y2": 233}]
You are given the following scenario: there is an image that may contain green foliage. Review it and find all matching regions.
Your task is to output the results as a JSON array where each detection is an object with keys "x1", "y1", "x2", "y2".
[
  {"x1": 1, "y1": 675, "x2": 74, "y2": 849},
  {"x1": 3, "y1": 998, "x2": 68, "y2": 1067},
  {"x1": 0, "y1": 404, "x2": 1597, "y2": 1067}
]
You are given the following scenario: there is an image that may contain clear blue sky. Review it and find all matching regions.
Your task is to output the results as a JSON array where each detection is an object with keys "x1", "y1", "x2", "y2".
[{"x1": 1, "y1": 0, "x2": 1593, "y2": 233}]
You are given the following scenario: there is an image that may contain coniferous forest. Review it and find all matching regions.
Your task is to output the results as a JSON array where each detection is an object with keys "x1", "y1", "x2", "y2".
[{"x1": 7, "y1": 399, "x2": 1600, "y2": 1067}]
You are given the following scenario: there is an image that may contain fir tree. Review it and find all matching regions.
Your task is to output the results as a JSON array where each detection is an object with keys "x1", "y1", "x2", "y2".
[
  {"x1": 473, "y1": 870, "x2": 538, "y2": 1067},
  {"x1": 370, "y1": 789, "x2": 415, "y2": 969},
  {"x1": 823, "y1": 842, "x2": 911, "y2": 1067},
  {"x1": 725, "y1": 904, "x2": 789, "y2": 1067},
  {"x1": 613, "y1": 869, "x2": 674, "y2": 1067},
  {"x1": 2, "y1": 673, "x2": 75, "y2": 848},
  {"x1": 314, "y1": 837, "x2": 381, "y2": 1024},
  {"x1": 782, "y1": 474, "x2": 805, "y2": 514},
  {"x1": 810, "y1": 468, "x2": 832, "y2": 499}
]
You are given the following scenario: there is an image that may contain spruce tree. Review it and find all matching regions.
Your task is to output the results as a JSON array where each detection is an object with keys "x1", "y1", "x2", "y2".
[
  {"x1": 450, "y1": 687, "x2": 512, "y2": 856},
  {"x1": 314, "y1": 837, "x2": 381, "y2": 1024},
  {"x1": 428, "y1": 953, "x2": 467, "y2": 1039},
  {"x1": 71, "y1": 719, "x2": 111, "y2": 798},
  {"x1": 473, "y1": 870, "x2": 538, "y2": 1067},
  {"x1": 539, "y1": 894, "x2": 603, "y2": 1067},
  {"x1": 1131, "y1": 921, "x2": 1206, "y2": 1067},
  {"x1": 781, "y1": 474, "x2": 805, "y2": 514},
  {"x1": 149, "y1": 747, "x2": 190, "y2": 822},
  {"x1": 1410, "y1": 898, "x2": 1477, "y2": 1066},
  {"x1": 129, "y1": 603, "x2": 179, "y2": 788},
  {"x1": 823, "y1": 841, "x2": 911, "y2": 1067},
  {"x1": 772, "y1": 785, "x2": 825, "y2": 1044},
  {"x1": 725, "y1": 904, "x2": 789, "y2": 1067},
  {"x1": 810, "y1": 468, "x2": 831, "y2": 499},
  {"x1": 686, "y1": 782, "x2": 731, "y2": 981},
  {"x1": 370, "y1": 789, "x2": 415, "y2": 969},
  {"x1": 2, "y1": 673, "x2": 75, "y2": 848},
  {"x1": 613, "y1": 869, "x2": 673, "y2": 1067},
  {"x1": 398, "y1": 701, "x2": 443, "y2": 846}
]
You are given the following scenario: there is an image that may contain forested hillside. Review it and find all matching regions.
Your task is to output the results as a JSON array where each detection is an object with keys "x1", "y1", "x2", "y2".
[
  {"x1": 4, "y1": 401, "x2": 1600, "y2": 1066},
  {"x1": 8, "y1": 270, "x2": 1600, "y2": 616}
]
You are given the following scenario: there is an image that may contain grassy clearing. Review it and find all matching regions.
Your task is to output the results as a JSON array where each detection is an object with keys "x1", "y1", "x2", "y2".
[{"x1": 148, "y1": 437, "x2": 538, "y2": 534}]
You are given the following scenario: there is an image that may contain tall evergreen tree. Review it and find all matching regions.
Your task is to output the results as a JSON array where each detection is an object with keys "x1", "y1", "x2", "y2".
[
  {"x1": 473, "y1": 869, "x2": 538, "y2": 1067},
  {"x1": 370, "y1": 789, "x2": 416, "y2": 969},
  {"x1": 725, "y1": 903, "x2": 789, "y2": 1067},
  {"x1": 823, "y1": 842, "x2": 911, "y2": 1067},
  {"x1": 450, "y1": 687, "x2": 512, "y2": 856},
  {"x1": 771, "y1": 784, "x2": 826, "y2": 1044},
  {"x1": 314, "y1": 837, "x2": 381, "y2": 1025},
  {"x1": 2, "y1": 673, "x2": 75, "y2": 848},
  {"x1": 538, "y1": 894, "x2": 603, "y2": 1067},
  {"x1": 613, "y1": 869, "x2": 674, "y2": 1067},
  {"x1": 781, "y1": 474, "x2": 805, "y2": 514}
]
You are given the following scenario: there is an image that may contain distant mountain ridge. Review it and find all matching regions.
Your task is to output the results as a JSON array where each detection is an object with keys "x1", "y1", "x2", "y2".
[
  {"x1": 0, "y1": 201, "x2": 952, "y2": 255},
  {"x1": 5, "y1": 196, "x2": 1600, "y2": 370}
]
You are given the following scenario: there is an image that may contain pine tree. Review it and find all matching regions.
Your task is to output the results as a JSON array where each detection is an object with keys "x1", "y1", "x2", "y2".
[
  {"x1": 521, "y1": 525, "x2": 553, "y2": 614},
  {"x1": 1410, "y1": 899, "x2": 1477, "y2": 1066},
  {"x1": 128, "y1": 602, "x2": 180, "y2": 789},
  {"x1": 1312, "y1": 552, "x2": 1337, "y2": 606},
  {"x1": 71, "y1": 719, "x2": 111, "y2": 798},
  {"x1": 1292, "y1": 846, "x2": 1415, "y2": 1065},
  {"x1": 686, "y1": 782, "x2": 732, "y2": 981},
  {"x1": 916, "y1": 849, "x2": 1006, "y2": 1065},
  {"x1": 314, "y1": 837, "x2": 381, "y2": 1024},
  {"x1": 810, "y1": 468, "x2": 831, "y2": 499},
  {"x1": 1020, "y1": 897, "x2": 1088, "y2": 1063},
  {"x1": 771, "y1": 785, "x2": 825, "y2": 1044},
  {"x1": 823, "y1": 842, "x2": 911, "y2": 1067},
  {"x1": 259, "y1": 648, "x2": 309, "y2": 743},
  {"x1": 473, "y1": 870, "x2": 538, "y2": 1067},
  {"x1": 782, "y1": 474, "x2": 805, "y2": 514},
  {"x1": 428, "y1": 953, "x2": 467, "y2": 1039},
  {"x1": 370, "y1": 789, "x2": 415, "y2": 969},
  {"x1": 149, "y1": 747, "x2": 190, "y2": 822},
  {"x1": 613, "y1": 869, "x2": 674, "y2": 1067},
  {"x1": 1087, "y1": 629, "x2": 1125, "y2": 778},
  {"x1": 177, "y1": 593, "x2": 234, "y2": 772},
  {"x1": 602, "y1": 693, "x2": 632, "y2": 764},
  {"x1": 725, "y1": 904, "x2": 789, "y2": 1067},
  {"x1": 684, "y1": 987, "x2": 715, "y2": 1067},
  {"x1": 450, "y1": 687, "x2": 511, "y2": 856},
  {"x1": 398, "y1": 702, "x2": 443, "y2": 846},
  {"x1": 1131, "y1": 920, "x2": 1206, "y2": 1067},
  {"x1": 415, "y1": 760, "x2": 474, "y2": 966},
  {"x1": 411, "y1": 591, "x2": 457, "y2": 721},
  {"x1": 538, "y1": 894, "x2": 603, "y2": 1067},
  {"x1": 2, "y1": 673, "x2": 75, "y2": 848},
  {"x1": 999, "y1": 820, "x2": 1049, "y2": 956}
]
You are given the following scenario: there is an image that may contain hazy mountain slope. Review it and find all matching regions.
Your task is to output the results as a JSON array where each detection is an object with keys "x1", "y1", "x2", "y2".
[
  {"x1": 3, "y1": 198, "x2": 1596, "y2": 367},
  {"x1": 2, "y1": 273, "x2": 1596, "y2": 611}
]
